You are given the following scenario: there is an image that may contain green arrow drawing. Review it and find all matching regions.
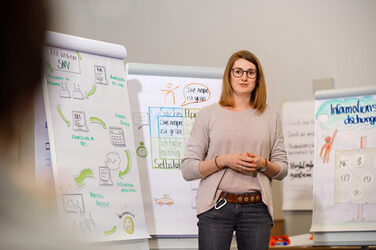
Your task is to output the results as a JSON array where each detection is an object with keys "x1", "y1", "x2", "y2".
[
  {"x1": 77, "y1": 51, "x2": 82, "y2": 60},
  {"x1": 75, "y1": 168, "x2": 93, "y2": 187},
  {"x1": 104, "y1": 226, "x2": 117, "y2": 236},
  {"x1": 85, "y1": 84, "x2": 96, "y2": 99},
  {"x1": 57, "y1": 104, "x2": 70, "y2": 127},
  {"x1": 89, "y1": 116, "x2": 106, "y2": 129},
  {"x1": 119, "y1": 150, "x2": 131, "y2": 178},
  {"x1": 46, "y1": 61, "x2": 53, "y2": 72}
]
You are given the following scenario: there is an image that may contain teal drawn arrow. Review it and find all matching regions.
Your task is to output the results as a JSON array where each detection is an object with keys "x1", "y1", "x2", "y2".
[
  {"x1": 85, "y1": 84, "x2": 96, "y2": 99},
  {"x1": 57, "y1": 104, "x2": 70, "y2": 127},
  {"x1": 119, "y1": 150, "x2": 131, "y2": 178},
  {"x1": 89, "y1": 116, "x2": 106, "y2": 129}
]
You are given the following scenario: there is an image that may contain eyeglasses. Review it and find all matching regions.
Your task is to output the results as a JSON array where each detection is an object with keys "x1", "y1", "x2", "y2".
[{"x1": 231, "y1": 68, "x2": 257, "y2": 79}]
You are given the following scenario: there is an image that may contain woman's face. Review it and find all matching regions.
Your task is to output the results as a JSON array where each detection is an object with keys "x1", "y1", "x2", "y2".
[{"x1": 230, "y1": 58, "x2": 257, "y2": 97}]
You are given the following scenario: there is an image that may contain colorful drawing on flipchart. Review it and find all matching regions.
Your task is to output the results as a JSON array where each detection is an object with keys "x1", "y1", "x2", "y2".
[
  {"x1": 316, "y1": 96, "x2": 376, "y2": 131},
  {"x1": 316, "y1": 95, "x2": 376, "y2": 224},
  {"x1": 334, "y1": 136, "x2": 376, "y2": 223},
  {"x1": 161, "y1": 83, "x2": 179, "y2": 105},
  {"x1": 181, "y1": 83, "x2": 211, "y2": 106},
  {"x1": 46, "y1": 47, "x2": 81, "y2": 74},
  {"x1": 123, "y1": 216, "x2": 134, "y2": 234},
  {"x1": 148, "y1": 107, "x2": 199, "y2": 169},
  {"x1": 75, "y1": 168, "x2": 94, "y2": 188},
  {"x1": 155, "y1": 194, "x2": 174, "y2": 206},
  {"x1": 320, "y1": 129, "x2": 337, "y2": 163}
]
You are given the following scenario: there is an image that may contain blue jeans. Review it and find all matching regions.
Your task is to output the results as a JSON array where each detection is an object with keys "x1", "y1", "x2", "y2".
[{"x1": 197, "y1": 202, "x2": 272, "y2": 250}]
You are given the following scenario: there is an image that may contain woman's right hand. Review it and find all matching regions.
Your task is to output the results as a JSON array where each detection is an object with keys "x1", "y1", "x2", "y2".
[{"x1": 217, "y1": 153, "x2": 257, "y2": 175}]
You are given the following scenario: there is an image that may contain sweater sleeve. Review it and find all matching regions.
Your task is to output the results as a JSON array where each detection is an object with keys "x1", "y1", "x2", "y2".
[
  {"x1": 270, "y1": 112, "x2": 288, "y2": 180},
  {"x1": 180, "y1": 110, "x2": 209, "y2": 181}
]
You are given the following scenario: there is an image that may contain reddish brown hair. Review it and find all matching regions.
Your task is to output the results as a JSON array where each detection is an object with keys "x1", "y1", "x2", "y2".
[{"x1": 219, "y1": 50, "x2": 267, "y2": 112}]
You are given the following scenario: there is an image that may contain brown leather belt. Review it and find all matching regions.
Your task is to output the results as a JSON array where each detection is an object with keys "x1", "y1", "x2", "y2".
[{"x1": 218, "y1": 191, "x2": 262, "y2": 204}]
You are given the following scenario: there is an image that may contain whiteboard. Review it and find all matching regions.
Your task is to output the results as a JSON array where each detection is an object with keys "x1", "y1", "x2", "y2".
[
  {"x1": 282, "y1": 101, "x2": 314, "y2": 210},
  {"x1": 43, "y1": 32, "x2": 149, "y2": 242},
  {"x1": 126, "y1": 63, "x2": 223, "y2": 236},
  {"x1": 311, "y1": 86, "x2": 376, "y2": 246}
]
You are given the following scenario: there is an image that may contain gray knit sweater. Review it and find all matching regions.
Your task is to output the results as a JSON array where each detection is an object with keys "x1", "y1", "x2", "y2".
[{"x1": 181, "y1": 103, "x2": 288, "y2": 218}]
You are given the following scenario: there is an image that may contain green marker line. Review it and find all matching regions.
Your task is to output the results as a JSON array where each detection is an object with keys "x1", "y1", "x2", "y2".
[
  {"x1": 119, "y1": 150, "x2": 131, "y2": 178},
  {"x1": 89, "y1": 117, "x2": 106, "y2": 129},
  {"x1": 46, "y1": 61, "x2": 53, "y2": 72},
  {"x1": 75, "y1": 168, "x2": 93, "y2": 186},
  {"x1": 104, "y1": 226, "x2": 117, "y2": 236},
  {"x1": 85, "y1": 84, "x2": 96, "y2": 99},
  {"x1": 77, "y1": 51, "x2": 82, "y2": 60},
  {"x1": 57, "y1": 104, "x2": 70, "y2": 127}
]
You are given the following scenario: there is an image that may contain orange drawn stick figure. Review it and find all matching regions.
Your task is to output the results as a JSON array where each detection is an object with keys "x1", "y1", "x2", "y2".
[
  {"x1": 320, "y1": 129, "x2": 337, "y2": 163},
  {"x1": 161, "y1": 83, "x2": 179, "y2": 104}
]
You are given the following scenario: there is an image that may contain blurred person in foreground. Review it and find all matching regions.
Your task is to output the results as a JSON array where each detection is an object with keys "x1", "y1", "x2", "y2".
[{"x1": 0, "y1": 1, "x2": 80, "y2": 249}]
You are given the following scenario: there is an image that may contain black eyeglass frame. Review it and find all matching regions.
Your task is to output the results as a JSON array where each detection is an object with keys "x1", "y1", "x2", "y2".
[{"x1": 231, "y1": 68, "x2": 257, "y2": 79}]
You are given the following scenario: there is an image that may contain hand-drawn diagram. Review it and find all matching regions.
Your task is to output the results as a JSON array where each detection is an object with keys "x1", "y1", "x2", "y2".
[
  {"x1": 94, "y1": 65, "x2": 108, "y2": 85},
  {"x1": 99, "y1": 167, "x2": 113, "y2": 186},
  {"x1": 335, "y1": 136, "x2": 376, "y2": 222},
  {"x1": 161, "y1": 83, "x2": 179, "y2": 105},
  {"x1": 85, "y1": 84, "x2": 96, "y2": 99},
  {"x1": 136, "y1": 141, "x2": 148, "y2": 158},
  {"x1": 72, "y1": 83, "x2": 85, "y2": 100},
  {"x1": 104, "y1": 226, "x2": 117, "y2": 236},
  {"x1": 181, "y1": 83, "x2": 211, "y2": 106},
  {"x1": 75, "y1": 212, "x2": 96, "y2": 234},
  {"x1": 105, "y1": 152, "x2": 121, "y2": 170},
  {"x1": 320, "y1": 129, "x2": 337, "y2": 163},
  {"x1": 47, "y1": 47, "x2": 81, "y2": 74},
  {"x1": 62, "y1": 193, "x2": 85, "y2": 214},
  {"x1": 44, "y1": 45, "x2": 147, "y2": 241},
  {"x1": 57, "y1": 104, "x2": 70, "y2": 127},
  {"x1": 149, "y1": 107, "x2": 199, "y2": 169},
  {"x1": 335, "y1": 150, "x2": 375, "y2": 204},
  {"x1": 123, "y1": 216, "x2": 134, "y2": 234},
  {"x1": 155, "y1": 194, "x2": 174, "y2": 206},
  {"x1": 313, "y1": 95, "x2": 376, "y2": 230},
  {"x1": 119, "y1": 150, "x2": 131, "y2": 179},
  {"x1": 109, "y1": 126, "x2": 126, "y2": 147},
  {"x1": 75, "y1": 168, "x2": 94, "y2": 188},
  {"x1": 59, "y1": 82, "x2": 71, "y2": 98},
  {"x1": 89, "y1": 116, "x2": 106, "y2": 129},
  {"x1": 72, "y1": 111, "x2": 89, "y2": 132}
]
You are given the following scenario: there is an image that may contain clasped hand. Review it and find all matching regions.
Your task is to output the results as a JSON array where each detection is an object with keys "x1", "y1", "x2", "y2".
[{"x1": 219, "y1": 152, "x2": 265, "y2": 175}]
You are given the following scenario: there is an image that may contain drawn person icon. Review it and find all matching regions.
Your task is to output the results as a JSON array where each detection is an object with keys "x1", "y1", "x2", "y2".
[
  {"x1": 320, "y1": 129, "x2": 337, "y2": 163},
  {"x1": 161, "y1": 82, "x2": 179, "y2": 104},
  {"x1": 72, "y1": 83, "x2": 84, "y2": 100},
  {"x1": 59, "y1": 82, "x2": 71, "y2": 98},
  {"x1": 88, "y1": 212, "x2": 95, "y2": 229},
  {"x1": 76, "y1": 200, "x2": 84, "y2": 214}
]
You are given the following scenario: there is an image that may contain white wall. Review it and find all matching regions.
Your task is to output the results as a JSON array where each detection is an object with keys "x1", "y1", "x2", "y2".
[{"x1": 45, "y1": 0, "x2": 376, "y2": 237}]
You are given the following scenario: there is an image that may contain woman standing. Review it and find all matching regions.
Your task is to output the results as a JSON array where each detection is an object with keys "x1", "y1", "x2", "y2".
[{"x1": 181, "y1": 50, "x2": 288, "y2": 250}]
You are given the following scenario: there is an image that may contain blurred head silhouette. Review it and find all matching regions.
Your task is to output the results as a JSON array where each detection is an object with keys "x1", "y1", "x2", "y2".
[{"x1": 0, "y1": 0, "x2": 46, "y2": 146}]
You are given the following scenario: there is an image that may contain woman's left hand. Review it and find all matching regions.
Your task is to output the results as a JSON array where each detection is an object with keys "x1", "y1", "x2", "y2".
[{"x1": 246, "y1": 152, "x2": 266, "y2": 171}]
